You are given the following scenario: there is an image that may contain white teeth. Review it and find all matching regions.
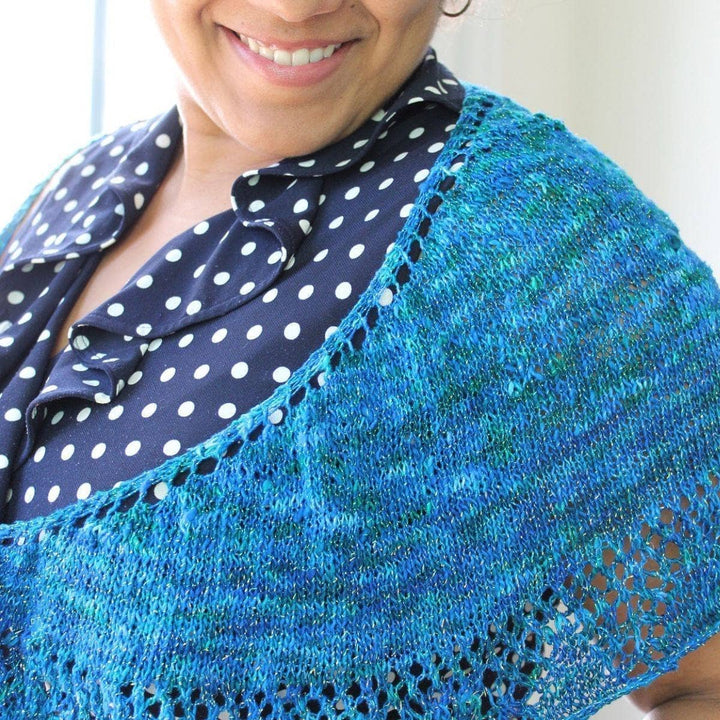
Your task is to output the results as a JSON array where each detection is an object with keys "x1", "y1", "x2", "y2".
[
  {"x1": 274, "y1": 49, "x2": 292, "y2": 66},
  {"x1": 238, "y1": 33, "x2": 342, "y2": 67},
  {"x1": 292, "y1": 48, "x2": 310, "y2": 67},
  {"x1": 309, "y1": 47, "x2": 325, "y2": 63}
]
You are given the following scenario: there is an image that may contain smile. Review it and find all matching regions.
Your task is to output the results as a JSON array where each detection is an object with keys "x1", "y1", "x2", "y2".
[{"x1": 234, "y1": 33, "x2": 344, "y2": 67}]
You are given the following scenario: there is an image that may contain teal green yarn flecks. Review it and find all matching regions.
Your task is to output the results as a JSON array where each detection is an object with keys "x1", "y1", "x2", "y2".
[{"x1": 0, "y1": 84, "x2": 720, "y2": 720}]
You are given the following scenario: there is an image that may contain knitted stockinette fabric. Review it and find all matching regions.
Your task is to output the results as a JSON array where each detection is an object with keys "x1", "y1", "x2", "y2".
[{"x1": 0, "y1": 84, "x2": 719, "y2": 720}]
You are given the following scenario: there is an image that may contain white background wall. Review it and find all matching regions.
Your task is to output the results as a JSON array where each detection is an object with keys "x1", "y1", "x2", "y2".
[{"x1": 1, "y1": 3, "x2": 719, "y2": 718}]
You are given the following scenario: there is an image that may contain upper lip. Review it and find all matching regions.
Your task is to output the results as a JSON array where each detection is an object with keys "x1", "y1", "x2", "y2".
[{"x1": 227, "y1": 28, "x2": 352, "y2": 51}]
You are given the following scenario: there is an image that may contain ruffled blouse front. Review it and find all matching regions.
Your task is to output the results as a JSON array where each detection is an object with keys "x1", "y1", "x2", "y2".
[{"x1": 0, "y1": 49, "x2": 464, "y2": 524}]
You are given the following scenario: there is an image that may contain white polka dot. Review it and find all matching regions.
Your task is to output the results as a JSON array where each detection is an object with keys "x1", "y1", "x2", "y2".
[
  {"x1": 284, "y1": 322, "x2": 301, "y2": 340},
  {"x1": 267, "y1": 250, "x2": 284, "y2": 265},
  {"x1": 141, "y1": 402, "x2": 157, "y2": 418},
  {"x1": 107, "y1": 302, "x2": 124, "y2": 317},
  {"x1": 194, "y1": 364, "x2": 210, "y2": 380},
  {"x1": 77, "y1": 482, "x2": 91, "y2": 500},
  {"x1": 299, "y1": 219, "x2": 312, "y2": 235},
  {"x1": 91, "y1": 443, "x2": 106, "y2": 460},
  {"x1": 409, "y1": 127, "x2": 425, "y2": 139},
  {"x1": 194, "y1": 220, "x2": 210, "y2": 235},
  {"x1": 136, "y1": 323, "x2": 152, "y2": 337},
  {"x1": 263, "y1": 287, "x2": 278, "y2": 303},
  {"x1": 213, "y1": 271, "x2": 230, "y2": 286},
  {"x1": 248, "y1": 200, "x2": 265, "y2": 213},
  {"x1": 108, "y1": 405, "x2": 124, "y2": 421},
  {"x1": 7, "y1": 290, "x2": 24, "y2": 305},
  {"x1": 186, "y1": 300, "x2": 202, "y2": 316},
  {"x1": 61, "y1": 444, "x2": 75, "y2": 461},
  {"x1": 178, "y1": 333, "x2": 194, "y2": 348},
  {"x1": 0, "y1": 337, "x2": 14, "y2": 349},
  {"x1": 152, "y1": 481, "x2": 169, "y2": 500},
  {"x1": 48, "y1": 485, "x2": 60, "y2": 503},
  {"x1": 125, "y1": 440, "x2": 141, "y2": 457},
  {"x1": 272, "y1": 366, "x2": 291, "y2": 383},
  {"x1": 335, "y1": 282, "x2": 352, "y2": 300},
  {"x1": 298, "y1": 284, "x2": 314, "y2": 300},
  {"x1": 24, "y1": 487, "x2": 35, "y2": 504},
  {"x1": 231, "y1": 362, "x2": 249, "y2": 379},
  {"x1": 345, "y1": 186, "x2": 360, "y2": 200},
  {"x1": 293, "y1": 198, "x2": 309, "y2": 214},
  {"x1": 18, "y1": 367, "x2": 36, "y2": 379},
  {"x1": 75, "y1": 232, "x2": 92, "y2": 245},
  {"x1": 50, "y1": 411, "x2": 64, "y2": 425},
  {"x1": 414, "y1": 169, "x2": 430, "y2": 183},
  {"x1": 379, "y1": 288, "x2": 395, "y2": 306},
  {"x1": 241, "y1": 241, "x2": 256, "y2": 256},
  {"x1": 165, "y1": 248, "x2": 182, "y2": 263},
  {"x1": 239, "y1": 281, "x2": 255, "y2": 295},
  {"x1": 163, "y1": 439, "x2": 181, "y2": 457},
  {"x1": 156, "y1": 133, "x2": 171, "y2": 148},
  {"x1": 94, "y1": 392, "x2": 112, "y2": 404},
  {"x1": 18, "y1": 312, "x2": 33, "y2": 325},
  {"x1": 313, "y1": 249, "x2": 328, "y2": 262},
  {"x1": 148, "y1": 338, "x2": 163, "y2": 352},
  {"x1": 134, "y1": 193, "x2": 145, "y2": 210},
  {"x1": 128, "y1": 371, "x2": 143, "y2": 386},
  {"x1": 218, "y1": 403, "x2": 237, "y2": 420},
  {"x1": 77, "y1": 407, "x2": 91, "y2": 422},
  {"x1": 160, "y1": 368, "x2": 176, "y2": 383},
  {"x1": 268, "y1": 408, "x2": 284, "y2": 425},
  {"x1": 136, "y1": 274, "x2": 153, "y2": 289},
  {"x1": 360, "y1": 161, "x2": 375, "y2": 172},
  {"x1": 4, "y1": 408, "x2": 22, "y2": 422},
  {"x1": 178, "y1": 401, "x2": 195, "y2": 417},
  {"x1": 394, "y1": 152, "x2": 408, "y2": 162},
  {"x1": 212, "y1": 328, "x2": 227, "y2": 343},
  {"x1": 193, "y1": 264, "x2": 206, "y2": 278},
  {"x1": 165, "y1": 296, "x2": 182, "y2": 310},
  {"x1": 247, "y1": 324, "x2": 263, "y2": 340},
  {"x1": 33, "y1": 446, "x2": 46, "y2": 463},
  {"x1": 379, "y1": 178, "x2": 394, "y2": 190},
  {"x1": 135, "y1": 161, "x2": 149, "y2": 175},
  {"x1": 325, "y1": 326, "x2": 338, "y2": 340},
  {"x1": 428, "y1": 142, "x2": 445, "y2": 153},
  {"x1": 329, "y1": 216, "x2": 344, "y2": 230},
  {"x1": 81, "y1": 163, "x2": 97, "y2": 177},
  {"x1": 400, "y1": 204, "x2": 414, "y2": 218},
  {"x1": 349, "y1": 244, "x2": 365, "y2": 259}
]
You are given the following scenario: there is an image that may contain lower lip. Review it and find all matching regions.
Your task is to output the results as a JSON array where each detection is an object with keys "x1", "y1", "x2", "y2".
[{"x1": 222, "y1": 28, "x2": 354, "y2": 88}]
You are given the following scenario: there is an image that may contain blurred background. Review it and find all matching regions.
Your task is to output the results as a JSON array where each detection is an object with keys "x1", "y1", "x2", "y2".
[{"x1": 1, "y1": 2, "x2": 719, "y2": 717}]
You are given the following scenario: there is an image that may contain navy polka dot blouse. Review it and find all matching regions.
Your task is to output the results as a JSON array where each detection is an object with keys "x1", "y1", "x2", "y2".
[{"x1": 0, "y1": 49, "x2": 464, "y2": 524}]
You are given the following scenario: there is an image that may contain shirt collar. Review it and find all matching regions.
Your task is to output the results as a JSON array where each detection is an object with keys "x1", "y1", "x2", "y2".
[{"x1": 1, "y1": 47, "x2": 463, "y2": 272}]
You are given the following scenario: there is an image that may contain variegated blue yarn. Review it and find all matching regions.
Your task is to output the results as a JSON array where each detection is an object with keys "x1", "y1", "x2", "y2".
[{"x1": 0, "y1": 84, "x2": 719, "y2": 720}]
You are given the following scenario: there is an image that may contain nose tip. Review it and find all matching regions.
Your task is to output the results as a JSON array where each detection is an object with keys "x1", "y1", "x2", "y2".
[{"x1": 261, "y1": 0, "x2": 344, "y2": 24}]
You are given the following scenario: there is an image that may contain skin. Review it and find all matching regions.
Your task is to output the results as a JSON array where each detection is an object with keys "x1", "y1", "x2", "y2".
[{"x1": 49, "y1": 0, "x2": 444, "y2": 354}]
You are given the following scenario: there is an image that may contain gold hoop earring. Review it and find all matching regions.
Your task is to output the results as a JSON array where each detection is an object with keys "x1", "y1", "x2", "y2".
[{"x1": 441, "y1": 0, "x2": 471, "y2": 17}]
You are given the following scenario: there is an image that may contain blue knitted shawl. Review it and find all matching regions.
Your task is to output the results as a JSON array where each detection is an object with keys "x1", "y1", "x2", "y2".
[{"x1": 0, "y1": 83, "x2": 719, "y2": 720}]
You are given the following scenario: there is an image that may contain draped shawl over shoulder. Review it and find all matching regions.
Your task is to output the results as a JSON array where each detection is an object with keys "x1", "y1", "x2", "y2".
[{"x1": 0, "y1": 83, "x2": 719, "y2": 720}]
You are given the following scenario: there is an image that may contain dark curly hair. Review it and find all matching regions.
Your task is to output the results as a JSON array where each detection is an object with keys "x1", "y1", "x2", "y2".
[{"x1": 441, "y1": 0, "x2": 472, "y2": 17}]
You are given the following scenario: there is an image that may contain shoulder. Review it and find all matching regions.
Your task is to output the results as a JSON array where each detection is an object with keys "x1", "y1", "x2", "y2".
[
  {"x1": 443, "y1": 83, "x2": 687, "y2": 265},
  {"x1": 0, "y1": 111, "x2": 170, "y2": 259}
]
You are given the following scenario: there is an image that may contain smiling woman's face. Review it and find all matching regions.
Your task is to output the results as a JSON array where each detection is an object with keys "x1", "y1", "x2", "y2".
[{"x1": 150, "y1": 0, "x2": 442, "y2": 167}]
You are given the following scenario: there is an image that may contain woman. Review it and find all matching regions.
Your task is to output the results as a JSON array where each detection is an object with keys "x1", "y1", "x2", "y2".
[{"x1": 0, "y1": 1, "x2": 718, "y2": 718}]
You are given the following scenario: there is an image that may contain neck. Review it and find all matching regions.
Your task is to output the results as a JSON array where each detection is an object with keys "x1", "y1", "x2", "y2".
[{"x1": 169, "y1": 94, "x2": 282, "y2": 218}]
